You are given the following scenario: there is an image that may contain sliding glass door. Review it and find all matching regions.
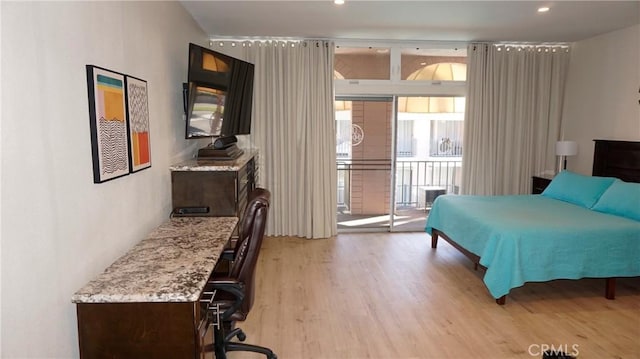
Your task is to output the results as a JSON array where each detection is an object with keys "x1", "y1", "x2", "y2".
[
  {"x1": 335, "y1": 95, "x2": 464, "y2": 232},
  {"x1": 391, "y1": 96, "x2": 464, "y2": 231},
  {"x1": 334, "y1": 42, "x2": 467, "y2": 232},
  {"x1": 336, "y1": 97, "x2": 393, "y2": 231}
]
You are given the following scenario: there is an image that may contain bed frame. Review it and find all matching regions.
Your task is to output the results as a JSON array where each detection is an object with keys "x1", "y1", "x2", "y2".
[{"x1": 431, "y1": 139, "x2": 640, "y2": 305}]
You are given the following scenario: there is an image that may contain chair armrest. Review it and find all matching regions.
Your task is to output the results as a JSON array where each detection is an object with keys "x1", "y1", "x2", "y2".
[
  {"x1": 222, "y1": 231, "x2": 240, "y2": 261},
  {"x1": 207, "y1": 278, "x2": 245, "y2": 320},
  {"x1": 219, "y1": 232, "x2": 239, "y2": 262}
]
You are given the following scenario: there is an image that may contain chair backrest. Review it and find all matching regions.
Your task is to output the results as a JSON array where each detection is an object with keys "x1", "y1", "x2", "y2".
[{"x1": 229, "y1": 187, "x2": 270, "y2": 316}]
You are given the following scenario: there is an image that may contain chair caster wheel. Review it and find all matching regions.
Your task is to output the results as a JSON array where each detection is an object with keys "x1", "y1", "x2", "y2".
[
  {"x1": 267, "y1": 354, "x2": 277, "y2": 359},
  {"x1": 237, "y1": 331, "x2": 246, "y2": 341}
]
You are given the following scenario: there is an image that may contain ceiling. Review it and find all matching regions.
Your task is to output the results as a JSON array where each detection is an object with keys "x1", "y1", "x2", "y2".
[{"x1": 180, "y1": 1, "x2": 640, "y2": 44}]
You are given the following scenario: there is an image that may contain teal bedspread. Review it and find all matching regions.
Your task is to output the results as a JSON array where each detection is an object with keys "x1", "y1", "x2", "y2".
[{"x1": 425, "y1": 195, "x2": 640, "y2": 299}]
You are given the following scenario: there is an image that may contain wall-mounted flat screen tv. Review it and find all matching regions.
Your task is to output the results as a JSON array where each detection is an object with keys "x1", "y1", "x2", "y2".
[{"x1": 185, "y1": 43, "x2": 254, "y2": 139}]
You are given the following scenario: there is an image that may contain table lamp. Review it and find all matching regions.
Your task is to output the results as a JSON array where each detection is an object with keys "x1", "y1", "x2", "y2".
[{"x1": 556, "y1": 140, "x2": 578, "y2": 172}]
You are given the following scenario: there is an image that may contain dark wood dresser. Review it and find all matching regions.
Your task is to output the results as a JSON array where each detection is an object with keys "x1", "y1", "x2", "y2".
[{"x1": 170, "y1": 151, "x2": 257, "y2": 221}]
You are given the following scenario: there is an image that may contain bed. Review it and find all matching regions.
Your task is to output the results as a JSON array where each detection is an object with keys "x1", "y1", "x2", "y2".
[{"x1": 425, "y1": 139, "x2": 640, "y2": 304}]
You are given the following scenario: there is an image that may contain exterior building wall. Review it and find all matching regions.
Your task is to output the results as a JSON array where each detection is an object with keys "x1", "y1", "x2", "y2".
[{"x1": 350, "y1": 101, "x2": 393, "y2": 215}]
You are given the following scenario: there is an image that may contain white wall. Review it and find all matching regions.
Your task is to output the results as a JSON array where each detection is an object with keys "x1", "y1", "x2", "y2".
[
  {"x1": 1, "y1": 2, "x2": 208, "y2": 357},
  {"x1": 562, "y1": 24, "x2": 640, "y2": 175}
]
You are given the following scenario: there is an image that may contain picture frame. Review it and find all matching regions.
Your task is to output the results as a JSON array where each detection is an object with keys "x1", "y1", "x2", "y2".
[
  {"x1": 86, "y1": 65, "x2": 130, "y2": 183},
  {"x1": 125, "y1": 76, "x2": 152, "y2": 172}
]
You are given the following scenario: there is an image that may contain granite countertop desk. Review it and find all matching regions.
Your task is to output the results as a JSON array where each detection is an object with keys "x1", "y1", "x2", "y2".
[
  {"x1": 72, "y1": 216, "x2": 238, "y2": 304},
  {"x1": 170, "y1": 149, "x2": 258, "y2": 172}
]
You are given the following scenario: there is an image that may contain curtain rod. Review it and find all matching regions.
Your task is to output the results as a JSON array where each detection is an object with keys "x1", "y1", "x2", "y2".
[
  {"x1": 210, "y1": 36, "x2": 325, "y2": 42},
  {"x1": 209, "y1": 39, "x2": 332, "y2": 49},
  {"x1": 210, "y1": 38, "x2": 570, "y2": 48},
  {"x1": 209, "y1": 37, "x2": 466, "y2": 47},
  {"x1": 486, "y1": 41, "x2": 571, "y2": 47}
]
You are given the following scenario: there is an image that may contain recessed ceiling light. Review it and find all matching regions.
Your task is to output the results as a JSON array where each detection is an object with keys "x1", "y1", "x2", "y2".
[
  {"x1": 538, "y1": 6, "x2": 550, "y2": 13},
  {"x1": 334, "y1": 0, "x2": 345, "y2": 4}
]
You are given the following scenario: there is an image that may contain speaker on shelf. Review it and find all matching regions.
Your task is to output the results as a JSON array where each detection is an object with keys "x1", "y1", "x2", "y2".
[{"x1": 213, "y1": 135, "x2": 238, "y2": 149}]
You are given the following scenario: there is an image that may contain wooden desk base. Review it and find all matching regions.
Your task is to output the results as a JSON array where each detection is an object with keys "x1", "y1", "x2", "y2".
[{"x1": 76, "y1": 302, "x2": 213, "y2": 359}]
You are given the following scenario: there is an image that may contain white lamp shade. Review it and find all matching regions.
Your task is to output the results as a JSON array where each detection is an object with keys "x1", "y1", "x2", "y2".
[{"x1": 555, "y1": 141, "x2": 578, "y2": 156}]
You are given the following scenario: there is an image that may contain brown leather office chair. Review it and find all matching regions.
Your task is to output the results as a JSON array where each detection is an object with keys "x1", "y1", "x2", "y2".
[{"x1": 205, "y1": 188, "x2": 276, "y2": 359}]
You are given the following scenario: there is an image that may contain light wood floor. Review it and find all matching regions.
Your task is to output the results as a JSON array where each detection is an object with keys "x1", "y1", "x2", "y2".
[{"x1": 229, "y1": 233, "x2": 640, "y2": 359}]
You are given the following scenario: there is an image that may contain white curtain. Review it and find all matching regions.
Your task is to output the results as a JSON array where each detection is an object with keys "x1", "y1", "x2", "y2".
[
  {"x1": 241, "y1": 40, "x2": 337, "y2": 239},
  {"x1": 462, "y1": 43, "x2": 570, "y2": 195}
]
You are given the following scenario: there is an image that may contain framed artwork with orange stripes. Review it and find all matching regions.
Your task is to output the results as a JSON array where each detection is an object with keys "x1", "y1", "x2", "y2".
[
  {"x1": 125, "y1": 76, "x2": 151, "y2": 173},
  {"x1": 86, "y1": 65, "x2": 130, "y2": 183}
]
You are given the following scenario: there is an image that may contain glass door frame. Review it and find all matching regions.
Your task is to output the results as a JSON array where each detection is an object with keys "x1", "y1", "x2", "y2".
[
  {"x1": 389, "y1": 95, "x2": 466, "y2": 232},
  {"x1": 334, "y1": 41, "x2": 467, "y2": 232},
  {"x1": 335, "y1": 92, "x2": 467, "y2": 233},
  {"x1": 335, "y1": 95, "x2": 395, "y2": 232}
]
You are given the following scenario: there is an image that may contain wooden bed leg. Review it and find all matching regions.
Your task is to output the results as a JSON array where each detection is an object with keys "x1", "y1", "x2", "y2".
[
  {"x1": 605, "y1": 278, "x2": 616, "y2": 300},
  {"x1": 431, "y1": 231, "x2": 439, "y2": 249},
  {"x1": 496, "y1": 296, "x2": 506, "y2": 305}
]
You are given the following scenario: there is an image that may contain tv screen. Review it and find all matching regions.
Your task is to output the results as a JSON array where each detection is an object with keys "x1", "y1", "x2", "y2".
[
  {"x1": 187, "y1": 84, "x2": 226, "y2": 137},
  {"x1": 185, "y1": 43, "x2": 254, "y2": 139}
]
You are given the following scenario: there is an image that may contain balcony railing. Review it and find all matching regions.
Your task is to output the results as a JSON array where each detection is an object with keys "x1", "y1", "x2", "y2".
[{"x1": 337, "y1": 159, "x2": 461, "y2": 211}]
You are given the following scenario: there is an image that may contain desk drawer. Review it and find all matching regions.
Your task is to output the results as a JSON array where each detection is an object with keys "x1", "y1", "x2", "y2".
[
  {"x1": 77, "y1": 302, "x2": 200, "y2": 358},
  {"x1": 172, "y1": 171, "x2": 236, "y2": 217}
]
